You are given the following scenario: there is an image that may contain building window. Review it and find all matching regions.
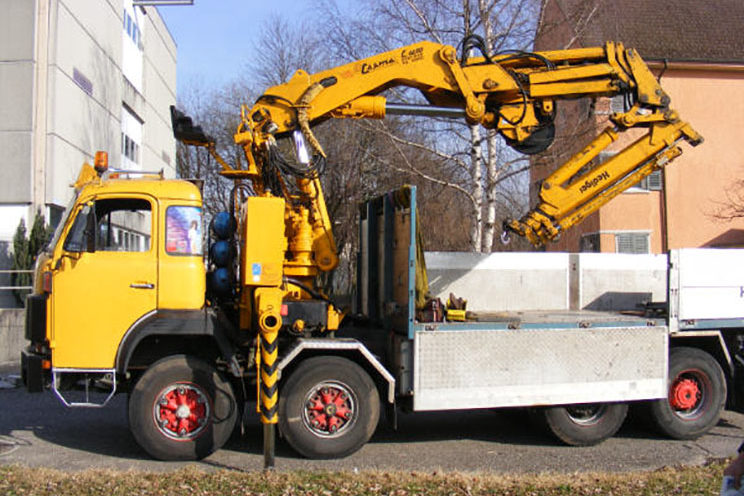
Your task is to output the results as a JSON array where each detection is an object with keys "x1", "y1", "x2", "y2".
[
  {"x1": 121, "y1": 105, "x2": 143, "y2": 169},
  {"x1": 615, "y1": 232, "x2": 649, "y2": 254},
  {"x1": 123, "y1": 9, "x2": 143, "y2": 50},
  {"x1": 610, "y1": 94, "x2": 626, "y2": 113},
  {"x1": 48, "y1": 205, "x2": 65, "y2": 231},
  {"x1": 122, "y1": 5, "x2": 144, "y2": 90},
  {"x1": 637, "y1": 170, "x2": 663, "y2": 191},
  {"x1": 72, "y1": 68, "x2": 93, "y2": 96},
  {"x1": 122, "y1": 132, "x2": 140, "y2": 163},
  {"x1": 597, "y1": 152, "x2": 662, "y2": 192},
  {"x1": 580, "y1": 233, "x2": 600, "y2": 252},
  {"x1": 595, "y1": 95, "x2": 628, "y2": 116}
]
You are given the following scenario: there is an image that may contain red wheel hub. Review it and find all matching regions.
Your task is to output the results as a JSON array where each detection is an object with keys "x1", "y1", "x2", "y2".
[
  {"x1": 304, "y1": 383, "x2": 354, "y2": 437},
  {"x1": 670, "y1": 377, "x2": 700, "y2": 410},
  {"x1": 154, "y1": 383, "x2": 210, "y2": 440}
]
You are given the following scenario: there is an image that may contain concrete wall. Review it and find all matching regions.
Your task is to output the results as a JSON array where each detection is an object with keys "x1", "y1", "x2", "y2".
[
  {"x1": 0, "y1": 0, "x2": 35, "y2": 218},
  {"x1": 0, "y1": 309, "x2": 24, "y2": 367},
  {"x1": 425, "y1": 251, "x2": 667, "y2": 312}
]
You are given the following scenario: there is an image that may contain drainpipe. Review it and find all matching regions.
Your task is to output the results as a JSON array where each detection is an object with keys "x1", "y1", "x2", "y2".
[{"x1": 660, "y1": 167, "x2": 669, "y2": 253}]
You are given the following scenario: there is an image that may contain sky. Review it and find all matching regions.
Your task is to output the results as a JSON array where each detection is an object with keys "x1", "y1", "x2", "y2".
[{"x1": 158, "y1": 0, "x2": 317, "y2": 97}]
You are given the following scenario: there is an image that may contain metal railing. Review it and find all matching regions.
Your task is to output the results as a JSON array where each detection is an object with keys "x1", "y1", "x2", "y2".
[{"x1": 0, "y1": 270, "x2": 34, "y2": 291}]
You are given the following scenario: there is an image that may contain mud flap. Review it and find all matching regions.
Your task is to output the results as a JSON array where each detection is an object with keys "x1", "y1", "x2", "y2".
[{"x1": 21, "y1": 348, "x2": 44, "y2": 393}]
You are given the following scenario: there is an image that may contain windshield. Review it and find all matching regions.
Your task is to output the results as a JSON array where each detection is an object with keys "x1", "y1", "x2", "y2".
[{"x1": 45, "y1": 193, "x2": 79, "y2": 253}]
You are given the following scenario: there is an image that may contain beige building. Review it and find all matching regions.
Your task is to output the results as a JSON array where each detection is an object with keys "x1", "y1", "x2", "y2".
[
  {"x1": 0, "y1": 0, "x2": 177, "y2": 304},
  {"x1": 534, "y1": 0, "x2": 744, "y2": 254}
]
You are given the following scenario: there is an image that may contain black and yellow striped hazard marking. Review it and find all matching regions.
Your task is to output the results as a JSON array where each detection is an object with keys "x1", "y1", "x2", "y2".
[{"x1": 259, "y1": 329, "x2": 279, "y2": 424}]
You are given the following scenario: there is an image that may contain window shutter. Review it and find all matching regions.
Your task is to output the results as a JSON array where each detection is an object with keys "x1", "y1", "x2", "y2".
[
  {"x1": 615, "y1": 233, "x2": 649, "y2": 254},
  {"x1": 580, "y1": 233, "x2": 600, "y2": 252},
  {"x1": 647, "y1": 170, "x2": 663, "y2": 191},
  {"x1": 610, "y1": 95, "x2": 626, "y2": 113}
]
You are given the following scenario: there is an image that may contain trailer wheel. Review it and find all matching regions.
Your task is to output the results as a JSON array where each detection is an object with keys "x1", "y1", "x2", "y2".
[
  {"x1": 540, "y1": 402, "x2": 628, "y2": 446},
  {"x1": 128, "y1": 355, "x2": 238, "y2": 461},
  {"x1": 649, "y1": 347, "x2": 726, "y2": 440},
  {"x1": 279, "y1": 356, "x2": 380, "y2": 459}
]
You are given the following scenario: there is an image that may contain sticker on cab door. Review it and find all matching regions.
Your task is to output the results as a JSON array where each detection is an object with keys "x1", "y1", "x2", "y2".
[{"x1": 252, "y1": 263, "x2": 262, "y2": 282}]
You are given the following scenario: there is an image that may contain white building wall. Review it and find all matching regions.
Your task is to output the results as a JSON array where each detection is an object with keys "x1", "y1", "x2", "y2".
[
  {"x1": 0, "y1": 0, "x2": 35, "y2": 216},
  {"x1": 47, "y1": 0, "x2": 122, "y2": 205},
  {"x1": 141, "y1": 5, "x2": 177, "y2": 176},
  {"x1": 0, "y1": 0, "x2": 177, "y2": 306}
]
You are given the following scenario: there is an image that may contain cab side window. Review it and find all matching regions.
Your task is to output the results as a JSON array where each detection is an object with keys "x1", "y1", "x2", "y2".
[{"x1": 95, "y1": 199, "x2": 152, "y2": 252}]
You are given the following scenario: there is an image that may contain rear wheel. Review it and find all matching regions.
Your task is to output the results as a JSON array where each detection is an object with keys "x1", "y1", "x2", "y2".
[
  {"x1": 649, "y1": 347, "x2": 726, "y2": 439},
  {"x1": 279, "y1": 356, "x2": 380, "y2": 459},
  {"x1": 538, "y1": 402, "x2": 628, "y2": 446},
  {"x1": 128, "y1": 355, "x2": 239, "y2": 460}
]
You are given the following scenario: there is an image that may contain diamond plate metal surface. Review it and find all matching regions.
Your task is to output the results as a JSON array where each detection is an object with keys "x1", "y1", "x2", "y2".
[{"x1": 413, "y1": 326, "x2": 667, "y2": 411}]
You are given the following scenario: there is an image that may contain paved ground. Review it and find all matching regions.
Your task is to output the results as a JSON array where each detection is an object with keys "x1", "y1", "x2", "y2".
[{"x1": 0, "y1": 366, "x2": 742, "y2": 473}]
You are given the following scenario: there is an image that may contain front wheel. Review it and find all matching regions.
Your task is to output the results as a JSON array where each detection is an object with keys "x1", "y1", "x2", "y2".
[
  {"x1": 538, "y1": 402, "x2": 628, "y2": 446},
  {"x1": 128, "y1": 355, "x2": 239, "y2": 461},
  {"x1": 649, "y1": 347, "x2": 726, "y2": 439},
  {"x1": 279, "y1": 356, "x2": 380, "y2": 459}
]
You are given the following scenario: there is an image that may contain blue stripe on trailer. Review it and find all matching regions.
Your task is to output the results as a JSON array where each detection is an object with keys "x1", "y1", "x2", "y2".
[
  {"x1": 414, "y1": 320, "x2": 657, "y2": 332},
  {"x1": 678, "y1": 318, "x2": 744, "y2": 330}
]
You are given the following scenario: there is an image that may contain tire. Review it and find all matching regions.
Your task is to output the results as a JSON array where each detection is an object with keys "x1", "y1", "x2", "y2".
[
  {"x1": 649, "y1": 347, "x2": 726, "y2": 440},
  {"x1": 539, "y1": 402, "x2": 628, "y2": 446},
  {"x1": 278, "y1": 356, "x2": 380, "y2": 459},
  {"x1": 128, "y1": 355, "x2": 239, "y2": 461}
]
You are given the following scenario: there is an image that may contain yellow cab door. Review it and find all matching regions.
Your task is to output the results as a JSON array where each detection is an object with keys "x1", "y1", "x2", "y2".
[{"x1": 50, "y1": 194, "x2": 158, "y2": 369}]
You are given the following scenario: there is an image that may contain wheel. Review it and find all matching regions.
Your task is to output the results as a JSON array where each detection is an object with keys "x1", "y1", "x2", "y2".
[
  {"x1": 278, "y1": 356, "x2": 380, "y2": 459},
  {"x1": 539, "y1": 402, "x2": 628, "y2": 446},
  {"x1": 128, "y1": 355, "x2": 239, "y2": 461},
  {"x1": 649, "y1": 347, "x2": 726, "y2": 440}
]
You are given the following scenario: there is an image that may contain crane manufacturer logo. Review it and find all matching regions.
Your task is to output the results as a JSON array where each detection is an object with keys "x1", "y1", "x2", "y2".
[
  {"x1": 360, "y1": 57, "x2": 396, "y2": 74},
  {"x1": 579, "y1": 171, "x2": 611, "y2": 193}
]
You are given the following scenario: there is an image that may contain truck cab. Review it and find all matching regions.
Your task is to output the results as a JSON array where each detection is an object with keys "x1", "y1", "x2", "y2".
[{"x1": 22, "y1": 159, "x2": 205, "y2": 394}]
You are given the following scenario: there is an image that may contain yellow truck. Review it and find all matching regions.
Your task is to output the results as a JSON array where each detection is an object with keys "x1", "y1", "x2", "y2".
[{"x1": 23, "y1": 39, "x2": 725, "y2": 467}]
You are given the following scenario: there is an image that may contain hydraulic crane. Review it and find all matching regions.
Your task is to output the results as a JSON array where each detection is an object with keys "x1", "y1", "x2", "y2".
[{"x1": 170, "y1": 36, "x2": 702, "y2": 467}]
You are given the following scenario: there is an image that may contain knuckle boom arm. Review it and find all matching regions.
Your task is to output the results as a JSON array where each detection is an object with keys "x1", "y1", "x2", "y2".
[
  {"x1": 241, "y1": 39, "x2": 702, "y2": 248},
  {"x1": 175, "y1": 39, "x2": 703, "y2": 269}
]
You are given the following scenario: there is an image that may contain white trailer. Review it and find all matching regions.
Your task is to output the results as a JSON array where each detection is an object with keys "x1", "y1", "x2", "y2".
[{"x1": 348, "y1": 188, "x2": 739, "y2": 447}]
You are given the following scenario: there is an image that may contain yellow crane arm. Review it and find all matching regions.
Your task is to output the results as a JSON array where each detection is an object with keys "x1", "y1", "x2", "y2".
[
  {"x1": 235, "y1": 40, "x2": 700, "y2": 248},
  {"x1": 173, "y1": 39, "x2": 702, "y2": 271}
]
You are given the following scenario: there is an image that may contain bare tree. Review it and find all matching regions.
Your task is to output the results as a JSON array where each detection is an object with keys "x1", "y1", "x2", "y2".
[
  {"x1": 248, "y1": 15, "x2": 326, "y2": 87},
  {"x1": 711, "y1": 180, "x2": 744, "y2": 222}
]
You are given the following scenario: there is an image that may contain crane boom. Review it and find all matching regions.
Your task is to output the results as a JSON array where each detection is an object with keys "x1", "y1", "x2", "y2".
[{"x1": 173, "y1": 38, "x2": 702, "y2": 271}]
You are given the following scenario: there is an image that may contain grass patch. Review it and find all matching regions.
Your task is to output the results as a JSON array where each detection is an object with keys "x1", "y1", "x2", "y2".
[{"x1": 0, "y1": 459, "x2": 727, "y2": 495}]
